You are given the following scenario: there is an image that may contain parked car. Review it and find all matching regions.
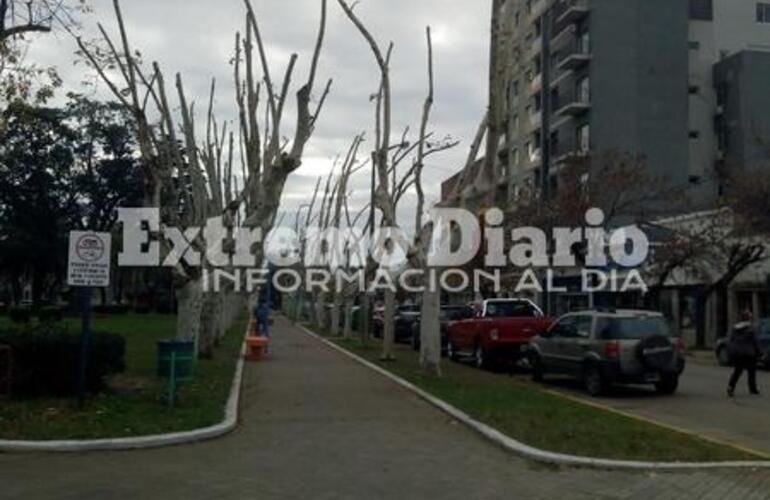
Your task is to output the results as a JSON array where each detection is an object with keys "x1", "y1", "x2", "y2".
[
  {"x1": 715, "y1": 318, "x2": 770, "y2": 368},
  {"x1": 529, "y1": 310, "x2": 686, "y2": 396},
  {"x1": 410, "y1": 304, "x2": 474, "y2": 352},
  {"x1": 373, "y1": 304, "x2": 420, "y2": 342},
  {"x1": 446, "y1": 298, "x2": 553, "y2": 369}
]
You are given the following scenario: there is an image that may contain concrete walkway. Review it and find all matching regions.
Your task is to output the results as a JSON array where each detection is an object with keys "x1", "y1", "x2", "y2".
[{"x1": 2, "y1": 317, "x2": 770, "y2": 499}]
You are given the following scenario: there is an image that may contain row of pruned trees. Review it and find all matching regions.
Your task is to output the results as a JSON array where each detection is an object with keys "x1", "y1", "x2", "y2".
[{"x1": 76, "y1": 0, "x2": 330, "y2": 356}]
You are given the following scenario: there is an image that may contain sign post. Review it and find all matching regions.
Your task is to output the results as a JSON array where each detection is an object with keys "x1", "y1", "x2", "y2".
[{"x1": 67, "y1": 231, "x2": 111, "y2": 408}]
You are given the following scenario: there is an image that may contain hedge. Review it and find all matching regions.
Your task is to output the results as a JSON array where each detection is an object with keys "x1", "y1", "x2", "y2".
[
  {"x1": 38, "y1": 306, "x2": 64, "y2": 323},
  {"x1": 0, "y1": 326, "x2": 125, "y2": 398}
]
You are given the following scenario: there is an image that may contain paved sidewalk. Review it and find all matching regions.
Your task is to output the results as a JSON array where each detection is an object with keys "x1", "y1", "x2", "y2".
[{"x1": 2, "y1": 317, "x2": 770, "y2": 499}]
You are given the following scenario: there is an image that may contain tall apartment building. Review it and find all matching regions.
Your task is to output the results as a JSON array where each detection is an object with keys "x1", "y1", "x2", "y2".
[{"x1": 485, "y1": 0, "x2": 770, "y2": 211}]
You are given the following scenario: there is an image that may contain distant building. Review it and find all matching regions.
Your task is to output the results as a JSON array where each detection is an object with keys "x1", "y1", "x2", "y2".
[{"x1": 443, "y1": 0, "x2": 770, "y2": 211}]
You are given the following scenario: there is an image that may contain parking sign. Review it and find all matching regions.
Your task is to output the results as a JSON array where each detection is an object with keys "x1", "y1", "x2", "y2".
[{"x1": 67, "y1": 231, "x2": 112, "y2": 287}]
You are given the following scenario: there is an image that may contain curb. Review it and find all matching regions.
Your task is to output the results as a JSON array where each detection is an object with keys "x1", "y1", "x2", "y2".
[
  {"x1": 298, "y1": 325, "x2": 770, "y2": 471},
  {"x1": 540, "y1": 387, "x2": 770, "y2": 461},
  {"x1": 0, "y1": 335, "x2": 248, "y2": 453}
]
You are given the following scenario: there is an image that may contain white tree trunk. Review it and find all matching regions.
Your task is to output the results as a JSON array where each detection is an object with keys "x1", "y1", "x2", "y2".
[
  {"x1": 343, "y1": 297, "x2": 353, "y2": 339},
  {"x1": 314, "y1": 290, "x2": 327, "y2": 331},
  {"x1": 420, "y1": 284, "x2": 441, "y2": 376},
  {"x1": 198, "y1": 292, "x2": 220, "y2": 358},
  {"x1": 382, "y1": 288, "x2": 396, "y2": 360},
  {"x1": 330, "y1": 292, "x2": 342, "y2": 337},
  {"x1": 176, "y1": 278, "x2": 203, "y2": 347}
]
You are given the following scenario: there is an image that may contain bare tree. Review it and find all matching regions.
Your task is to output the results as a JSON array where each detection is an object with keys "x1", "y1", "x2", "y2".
[
  {"x1": 77, "y1": 0, "x2": 329, "y2": 353},
  {"x1": 0, "y1": 0, "x2": 86, "y2": 41},
  {"x1": 338, "y1": 1, "x2": 458, "y2": 363}
]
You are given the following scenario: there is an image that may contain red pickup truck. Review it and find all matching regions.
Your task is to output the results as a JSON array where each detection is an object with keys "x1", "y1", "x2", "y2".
[{"x1": 446, "y1": 298, "x2": 554, "y2": 369}]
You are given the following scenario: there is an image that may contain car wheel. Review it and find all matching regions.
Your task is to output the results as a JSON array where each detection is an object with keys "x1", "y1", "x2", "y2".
[
  {"x1": 473, "y1": 343, "x2": 488, "y2": 370},
  {"x1": 447, "y1": 340, "x2": 459, "y2": 362},
  {"x1": 530, "y1": 353, "x2": 544, "y2": 383},
  {"x1": 655, "y1": 374, "x2": 679, "y2": 395},
  {"x1": 583, "y1": 364, "x2": 605, "y2": 397},
  {"x1": 717, "y1": 347, "x2": 731, "y2": 367}
]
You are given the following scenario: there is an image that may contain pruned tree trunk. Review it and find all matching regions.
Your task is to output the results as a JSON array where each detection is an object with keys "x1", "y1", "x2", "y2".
[
  {"x1": 343, "y1": 297, "x2": 354, "y2": 339},
  {"x1": 382, "y1": 288, "x2": 396, "y2": 361},
  {"x1": 420, "y1": 284, "x2": 441, "y2": 376},
  {"x1": 176, "y1": 278, "x2": 203, "y2": 345}
]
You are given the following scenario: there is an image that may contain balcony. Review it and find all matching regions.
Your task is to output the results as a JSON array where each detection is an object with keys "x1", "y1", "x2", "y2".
[
  {"x1": 549, "y1": 68, "x2": 574, "y2": 90},
  {"x1": 530, "y1": 72, "x2": 543, "y2": 94},
  {"x1": 556, "y1": 42, "x2": 592, "y2": 71},
  {"x1": 550, "y1": 23, "x2": 577, "y2": 50},
  {"x1": 554, "y1": 0, "x2": 589, "y2": 26},
  {"x1": 528, "y1": 148, "x2": 543, "y2": 166},
  {"x1": 552, "y1": 143, "x2": 589, "y2": 165},
  {"x1": 531, "y1": 36, "x2": 543, "y2": 57},
  {"x1": 553, "y1": 91, "x2": 591, "y2": 117},
  {"x1": 528, "y1": 110, "x2": 543, "y2": 131}
]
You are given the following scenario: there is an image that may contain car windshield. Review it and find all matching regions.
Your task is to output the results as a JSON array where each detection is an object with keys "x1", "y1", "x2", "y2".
[
  {"x1": 601, "y1": 316, "x2": 671, "y2": 340},
  {"x1": 485, "y1": 301, "x2": 541, "y2": 318}
]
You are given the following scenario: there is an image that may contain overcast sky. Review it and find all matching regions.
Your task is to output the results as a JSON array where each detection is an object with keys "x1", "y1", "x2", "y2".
[{"x1": 28, "y1": 0, "x2": 491, "y2": 231}]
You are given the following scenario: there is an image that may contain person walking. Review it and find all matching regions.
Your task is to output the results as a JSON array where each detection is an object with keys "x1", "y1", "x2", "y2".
[
  {"x1": 727, "y1": 311, "x2": 761, "y2": 397},
  {"x1": 257, "y1": 300, "x2": 272, "y2": 339}
]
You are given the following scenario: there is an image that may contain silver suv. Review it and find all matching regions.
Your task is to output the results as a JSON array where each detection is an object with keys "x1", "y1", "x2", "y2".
[{"x1": 528, "y1": 310, "x2": 686, "y2": 396}]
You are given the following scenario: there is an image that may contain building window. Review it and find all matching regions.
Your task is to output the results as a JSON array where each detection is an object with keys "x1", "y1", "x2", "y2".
[
  {"x1": 550, "y1": 131, "x2": 560, "y2": 155},
  {"x1": 689, "y1": 0, "x2": 713, "y2": 20},
  {"x1": 512, "y1": 148, "x2": 520, "y2": 166},
  {"x1": 688, "y1": 85, "x2": 700, "y2": 95},
  {"x1": 577, "y1": 124, "x2": 590, "y2": 152},
  {"x1": 689, "y1": 130, "x2": 701, "y2": 139},
  {"x1": 576, "y1": 76, "x2": 590, "y2": 103},
  {"x1": 512, "y1": 114, "x2": 520, "y2": 130},
  {"x1": 688, "y1": 41, "x2": 701, "y2": 50},
  {"x1": 578, "y1": 30, "x2": 591, "y2": 54},
  {"x1": 758, "y1": 2, "x2": 770, "y2": 23}
]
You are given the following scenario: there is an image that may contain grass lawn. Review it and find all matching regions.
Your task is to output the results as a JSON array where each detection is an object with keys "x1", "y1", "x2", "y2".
[
  {"x1": 0, "y1": 313, "x2": 246, "y2": 440},
  {"x1": 328, "y1": 335, "x2": 759, "y2": 462}
]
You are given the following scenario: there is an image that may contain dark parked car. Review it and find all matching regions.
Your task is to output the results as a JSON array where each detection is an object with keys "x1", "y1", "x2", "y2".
[
  {"x1": 529, "y1": 310, "x2": 686, "y2": 396},
  {"x1": 410, "y1": 304, "x2": 474, "y2": 351},
  {"x1": 373, "y1": 304, "x2": 420, "y2": 342},
  {"x1": 715, "y1": 318, "x2": 770, "y2": 368}
]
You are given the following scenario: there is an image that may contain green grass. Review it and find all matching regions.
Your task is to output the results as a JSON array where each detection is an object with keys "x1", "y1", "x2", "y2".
[
  {"x1": 329, "y1": 336, "x2": 759, "y2": 462},
  {"x1": 0, "y1": 313, "x2": 246, "y2": 440}
]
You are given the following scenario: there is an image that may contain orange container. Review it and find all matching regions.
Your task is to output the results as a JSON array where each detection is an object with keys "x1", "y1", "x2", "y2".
[{"x1": 245, "y1": 336, "x2": 270, "y2": 361}]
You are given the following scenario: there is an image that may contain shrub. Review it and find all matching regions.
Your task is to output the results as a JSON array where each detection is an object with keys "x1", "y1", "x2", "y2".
[
  {"x1": 134, "y1": 305, "x2": 151, "y2": 315},
  {"x1": 8, "y1": 307, "x2": 31, "y2": 324},
  {"x1": 38, "y1": 306, "x2": 63, "y2": 323},
  {"x1": 0, "y1": 326, "x2": 125, "y2": 398}
]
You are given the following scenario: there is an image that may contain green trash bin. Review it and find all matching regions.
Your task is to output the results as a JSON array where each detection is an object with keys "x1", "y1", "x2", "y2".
[
  {"x1": 157, "y1": 340, "x2": 195, "y2": 380},
  {"x1": 157, "y1": 340, "x2": 194, "y2": 406}
]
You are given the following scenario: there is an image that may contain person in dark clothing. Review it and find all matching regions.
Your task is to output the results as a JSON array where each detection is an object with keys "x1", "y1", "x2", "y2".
[
  {"x1": 257, "y1": 301, "x2": 271, "y2": 338},
  {"x1": 727, "y1": 312, "x2": 761, "y2": 397}
]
